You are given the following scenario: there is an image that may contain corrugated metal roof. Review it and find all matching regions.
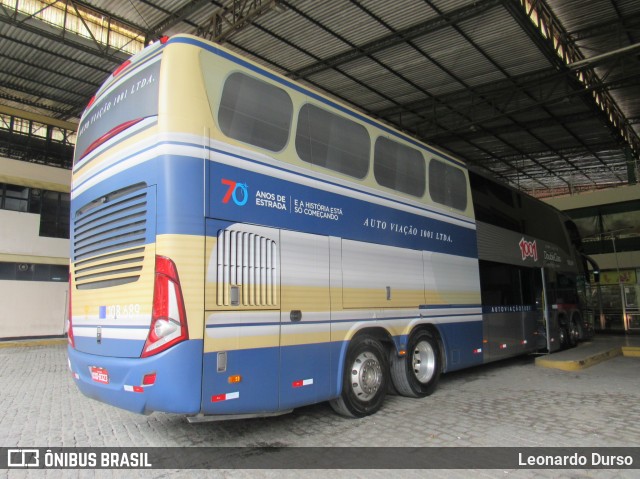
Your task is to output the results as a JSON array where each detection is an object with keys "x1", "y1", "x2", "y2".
[{"x1": 0, "y1": 0, "x2": 638, "y2": 197}]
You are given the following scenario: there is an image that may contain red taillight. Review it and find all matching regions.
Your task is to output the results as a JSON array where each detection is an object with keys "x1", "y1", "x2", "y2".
[
  {"x1": 141, "y1": 256, "x2": 188, "y2": 358},
  {"x1": 67, "y1": 273, "x2": 75, "y2": 349},
  {"x1": 112, "y1": 60, "x2": 131, "y2": 78},
  {"x1": 79, "y1": 118, "x2": 143, "y2": 160},
  {"x1": 159, "y1": 36, "x2": 169, "y2": 44}
]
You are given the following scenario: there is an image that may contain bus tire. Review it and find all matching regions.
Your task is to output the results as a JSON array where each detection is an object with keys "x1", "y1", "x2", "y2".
[
  {"x1": 330, "y1": 335, "x2": 388, "y2": 418},
  {"x1": 568, "y1": 318, "x2": 580, "y2": 347},
  {"x1": 572, "y1": 312, "x2": 585, "y2": 341},
  {"x1": 558, "y1": 325, "x2": 567, "y2": 348},
  {"x1": 390, "y1": 330, "x2": 441, "y2": 398}
]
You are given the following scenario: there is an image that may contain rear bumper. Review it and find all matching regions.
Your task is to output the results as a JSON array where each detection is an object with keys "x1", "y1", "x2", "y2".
[{"x1": 68, "y1": 339, "x2": 203, "y2": 415}]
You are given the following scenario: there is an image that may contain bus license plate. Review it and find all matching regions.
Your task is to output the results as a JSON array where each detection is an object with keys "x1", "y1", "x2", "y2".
[{"x1": 90, "y1": 366, "x2": 109, "y2": 384}]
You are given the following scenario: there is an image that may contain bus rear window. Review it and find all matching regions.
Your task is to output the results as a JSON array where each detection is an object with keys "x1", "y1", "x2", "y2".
[{"x1": 74, "y1": 57, "x2": 161, "y2": 165}]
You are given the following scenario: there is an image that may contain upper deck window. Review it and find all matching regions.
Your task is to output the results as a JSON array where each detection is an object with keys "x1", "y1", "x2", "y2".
[
  {"x1": 429, "y1": 159, "x2": 468, "y2": 211},
  {"x1": 295, "y1": 104, "x2": 370, "y2": 178},
  {"x1": 374, "y1": 137, "x2": 425, "y2": 197},
  {"x1": 219, "y1": 72, "x2": 293, "y2": 152}
]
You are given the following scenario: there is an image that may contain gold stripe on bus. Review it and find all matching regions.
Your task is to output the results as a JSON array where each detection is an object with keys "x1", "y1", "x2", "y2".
[{"x1": 204, "y1": 333, "x2": 280, "y2": 352}]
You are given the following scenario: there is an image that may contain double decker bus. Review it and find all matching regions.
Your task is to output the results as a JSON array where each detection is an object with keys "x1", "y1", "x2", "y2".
[{"x1": 68, "y1": 34, "x2": 589, "y2": 420}]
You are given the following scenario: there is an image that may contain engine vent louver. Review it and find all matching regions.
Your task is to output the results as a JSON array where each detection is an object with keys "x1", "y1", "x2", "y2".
[
  {"x1": 217, "y1": 230, "x2": 278, "y2": 307},
  {"x1": 73, "y1": 183, "x2": 149, "y2": 290}
]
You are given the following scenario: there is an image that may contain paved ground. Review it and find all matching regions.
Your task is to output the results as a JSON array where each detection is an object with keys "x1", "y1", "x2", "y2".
[{"x1": 1, "y1": 337, "x2": 639, "y2": 478}]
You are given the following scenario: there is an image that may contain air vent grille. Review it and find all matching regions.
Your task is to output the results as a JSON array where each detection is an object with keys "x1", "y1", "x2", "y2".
[
  {"x1": 217, "y1": 230, "x2": 278, "y2": 306},
  {"x1": 73, "y1": 183, "x2": 149, "y2": 289}
]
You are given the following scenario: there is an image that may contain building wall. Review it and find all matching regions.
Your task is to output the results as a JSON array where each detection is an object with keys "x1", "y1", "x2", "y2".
[
  {"x1": 544, "y1": 184, "x2": 640, "y2": 271},
  {"x1": 0, "y1": 157, "x2": 71, "y2": 339},
  {"x1": 544, "y1": 185, "x2": 640, "y2": 331}
]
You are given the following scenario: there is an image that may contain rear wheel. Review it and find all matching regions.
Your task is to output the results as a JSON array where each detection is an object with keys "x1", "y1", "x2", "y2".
[
  {"x1": 558, "y1": 323, "x2": 569, "y2": 348},
  {"x1": 568, "y1": 318, "x2": 580, "y2": 347},
  {"x1": 390, "y1": 330, "x2": 441, "y2": 398},
  {"x1": 330, "y1": 335, "x2": 389, "y2": 418}
]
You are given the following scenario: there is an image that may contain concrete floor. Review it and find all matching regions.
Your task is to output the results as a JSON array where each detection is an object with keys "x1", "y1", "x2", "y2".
[{"x1": 1, "y1": 336, "x2": 639, "y2": 478}]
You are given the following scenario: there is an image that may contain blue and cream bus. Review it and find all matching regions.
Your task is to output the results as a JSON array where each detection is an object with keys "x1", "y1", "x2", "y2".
[{"x1": 68, "y1": 34, "x2": 589, "y2": 420}]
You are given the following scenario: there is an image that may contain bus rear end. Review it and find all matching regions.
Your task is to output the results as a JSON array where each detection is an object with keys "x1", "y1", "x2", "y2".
[{"x1": 67, "y1": 38, "x2": 204, "y2": 415}]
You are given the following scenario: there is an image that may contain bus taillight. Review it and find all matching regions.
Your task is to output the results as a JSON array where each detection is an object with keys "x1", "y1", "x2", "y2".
[{"x1": 142, "y1": 256, "x2": 189, "y2": 358}]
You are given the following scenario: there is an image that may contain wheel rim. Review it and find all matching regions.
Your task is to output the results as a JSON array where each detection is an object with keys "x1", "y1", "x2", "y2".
[
  {"x1": 350, "y1": 351, "x2": 383, "y2": 401},
  {"x1": 412, "y1": 340, "x2": 436, "y2": 384}
]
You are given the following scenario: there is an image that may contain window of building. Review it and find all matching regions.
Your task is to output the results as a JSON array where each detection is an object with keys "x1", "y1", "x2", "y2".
[
  {"x1": 429, "y1": 159, "x2": 468, "y2": 210},
  {"x1": 566, "y1": 199, "x2": 640, "y2": 255},
  {"x1": 0, "y1": 182, "x2": 70, "y2": 239},
  {"x1": 39, "y1": 190, "x2": 70, "y2": 239},
  {"x1": 373, "y1": 137, "x2": 425, "y2": 196},
  {"x1": 0, "y1": 262, "x2": 68, "y2": 282},
  {"x1": 1, "y1": 183, "x2": 29, "y2": 212},
  {"x1": 218, "y1": 72, "x2": 293, "y2": 152},
  {"x1": 296, "y1": 104, "x2": 370, "y2": 179}
]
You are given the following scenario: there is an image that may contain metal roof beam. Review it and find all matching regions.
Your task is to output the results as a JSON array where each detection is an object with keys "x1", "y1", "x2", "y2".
[
  {"x1": 568, "y1": 11, "x2": 640, "y2": 42},
  {"x1": 0, "y1": 32, "x2": 111, "y2": 76},
  {"x1": 0, "y1": 5, "x2": 129, "y2": 65},
  {"x1": 0, "y1": 92, "x2": 71, "y2": 117},
  {"x1": 0, "y1": 105, "x2": 77, "y2": 131},
  {"x1": 0, "y1": 78, "x2": 82, "y2": 110},
  {"x1": 568, "y1": 43, "x2": 640, "y2": 71},
  {"x1": 505, "y1": 0, "x2": 640, "y2": 165},
  {"x1": 288, "y1": 0, "x2": 506, "y2": 80},
  {"x1": 197, "y1": 0, "x2": 285, "y2": 44},
  {"x1": 68, "y1": 0, "x2": 152, "y2": 40},
  {"x1": 147, "y1": 0, "x2": 213, "y2": 39}
]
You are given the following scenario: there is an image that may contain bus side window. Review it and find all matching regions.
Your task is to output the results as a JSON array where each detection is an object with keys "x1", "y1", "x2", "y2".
[
  {"x1": 429, "y1": 159, "x2": 467, "y2": 211},
  {"x1": 295, "y1": 103, "x2": 370, "y2": 179},
  {"x1": 218, "y1": 72, "x2": 293, "y2": 152},
  {"x1": 373, "y1": 137, "x2": 425, "y2": 197}
]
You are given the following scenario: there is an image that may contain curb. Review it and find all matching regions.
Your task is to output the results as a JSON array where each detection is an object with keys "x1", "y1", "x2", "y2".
[
  {"x1": 622, "y1": 346, "x2": 640, "y2": 357},
  {"x1": 0, "y1": 338, "x2": 67, "y2": 349},
  {"x1": 535, "y1": 345, "x2": 640, "y2": 371}
]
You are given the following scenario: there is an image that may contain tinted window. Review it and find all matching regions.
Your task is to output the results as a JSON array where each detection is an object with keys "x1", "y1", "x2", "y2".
[
  {"x1": 296, "y1": 104, "x2": 369, "y2": 178},
  {"x1": 469, "y1": 171, "x2": 521, "y2": 231},
  {"x1": 374, "y1": 137, "x2": 425, "y2": 196},
  {"x1": 520, "y1": 196, "x2": 569, "y2": 252},
  {"x1": 219, "y1": 72, "x2": 293, "y2": 152},
  {"x1": 74, "y1": 57, "x2": 161, "y2": 164},
  {"x1": 1, "y1": 184, "x2": 29, "y2": 212},
  {"x1": 479, "y1": 261, "x2": 522, "y2": 306},
  {"x1": 429, "y1": 159, "x2": 467, "y2": 210}
]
